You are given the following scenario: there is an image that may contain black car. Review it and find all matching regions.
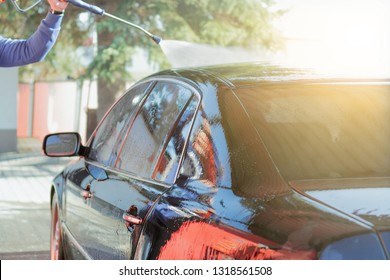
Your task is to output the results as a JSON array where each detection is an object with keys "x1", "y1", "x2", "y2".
[{"x1": 43, "y1": 63, "x2": 390, "y2": 260}]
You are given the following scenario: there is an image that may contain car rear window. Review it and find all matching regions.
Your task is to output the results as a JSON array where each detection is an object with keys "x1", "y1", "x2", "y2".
[{"x1": 235, "y1": 83, "x2": 390, "y2": 181}]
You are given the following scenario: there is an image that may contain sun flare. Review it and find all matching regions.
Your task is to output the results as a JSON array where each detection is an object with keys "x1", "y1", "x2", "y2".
[{"x1": 274, "y1": 0, "x2": 390, "y2": 78}]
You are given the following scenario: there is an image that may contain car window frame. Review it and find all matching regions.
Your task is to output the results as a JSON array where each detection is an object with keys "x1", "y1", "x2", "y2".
[{"x1": 111, "y1": 76, "x2": 202, "y2": 186}]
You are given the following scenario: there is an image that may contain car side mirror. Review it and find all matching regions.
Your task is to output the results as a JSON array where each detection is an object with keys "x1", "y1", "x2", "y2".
[{"x1": 43, "y1": 133, "x2": 82, "y2": 157}]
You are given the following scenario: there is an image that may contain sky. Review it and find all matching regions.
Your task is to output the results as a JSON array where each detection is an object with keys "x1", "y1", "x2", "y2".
[{"x1": 271, "y1": 0, "x2": 390, "y2": 77}]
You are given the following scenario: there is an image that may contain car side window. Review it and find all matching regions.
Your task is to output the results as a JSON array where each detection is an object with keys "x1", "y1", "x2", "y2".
[
  {"x1": 88, "y1": 82, "x2": 151, "y2": 166},
  {"x1": 179, "y1": 108, "x2": 221, "y2": 187},
  {"x1": 153, "y1": 96, "x2": 199, "y2": 184},
  {"x1": 116, "y1": 82, "x2": 193, "y2": 179}
]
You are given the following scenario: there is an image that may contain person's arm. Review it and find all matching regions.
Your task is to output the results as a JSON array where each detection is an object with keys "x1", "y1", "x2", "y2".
[{"x1": 0, "y1": 12, "x2": 63, "y2": 67}]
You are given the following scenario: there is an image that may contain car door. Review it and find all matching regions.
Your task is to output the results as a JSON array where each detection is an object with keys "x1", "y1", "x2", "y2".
[
  {"x1": 87, "y1": 80, "x2": 198, "y2": 259},
  {"x1": 61, "y1": 159, "x2": 96, "y2": 259},
  {"x1": 61, "y1": 81, "x2": 152, "y2": 259}
]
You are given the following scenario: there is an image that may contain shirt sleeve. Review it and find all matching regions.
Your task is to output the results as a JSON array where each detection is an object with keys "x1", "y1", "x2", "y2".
[{"x1": 0, "y1": 12, "x2": 63, "y2": 67}]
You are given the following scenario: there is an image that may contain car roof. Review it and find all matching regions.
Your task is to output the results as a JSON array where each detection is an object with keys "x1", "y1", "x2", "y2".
[{"x1": 150, "y1": 62, "x2": 390, "y2": 89}]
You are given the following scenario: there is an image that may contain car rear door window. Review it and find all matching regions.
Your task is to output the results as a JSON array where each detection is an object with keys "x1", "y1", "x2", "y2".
[
  {"x1": 116, "y1": 81, "x2": 193, "y2": 179},
  {"x1": 88, "y1": 82, "x2": 151, "y2": 166},
  {"x1": 179, "y1": 109, "x2": 219, "y2": 187},
  {"x1": 153, "y1": 96, "x2": 199, "y2": 184}
]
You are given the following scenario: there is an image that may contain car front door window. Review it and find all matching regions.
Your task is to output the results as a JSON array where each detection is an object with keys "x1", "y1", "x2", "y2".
[{"x1": 88, "y1": 82, "x2": 151, "y2": 166}]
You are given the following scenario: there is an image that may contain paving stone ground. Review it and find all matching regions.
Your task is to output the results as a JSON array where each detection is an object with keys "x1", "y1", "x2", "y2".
[{"x1": 0, "y1": 138, "x2": 69, "y2": 259}]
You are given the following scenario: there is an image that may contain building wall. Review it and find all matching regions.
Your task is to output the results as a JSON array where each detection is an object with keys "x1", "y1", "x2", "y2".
[
  {"x1": 17, "y1": 83, "x2": 31, "y2": 138},
  {"x1": 0, "y1": 67, "x2": 18, "y2": 153},
  {"x1": 17, "y1": 80, "x2": 97, "y2": 142}
]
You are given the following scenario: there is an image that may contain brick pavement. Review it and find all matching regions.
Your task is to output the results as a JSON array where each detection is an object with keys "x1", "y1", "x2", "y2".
[{"x1": 0, "y1": 138, "x2": 69, "y2": 259}]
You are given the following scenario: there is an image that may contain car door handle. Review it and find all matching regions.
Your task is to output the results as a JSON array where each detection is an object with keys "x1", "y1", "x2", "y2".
[
  {"x1": 80, "y1": 190, "x2": 93, "y2": 199},
  {"x1": 122, "y1": 213, "x2": 142, "y2": 225},
  {"x1": 80, "y1": 184, "x2": 93, "y2": 200}
]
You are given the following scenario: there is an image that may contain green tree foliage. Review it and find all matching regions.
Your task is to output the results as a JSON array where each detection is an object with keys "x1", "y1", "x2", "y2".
[{"x1": 1, "y1": 0, "x2": 283, "y2": 120}]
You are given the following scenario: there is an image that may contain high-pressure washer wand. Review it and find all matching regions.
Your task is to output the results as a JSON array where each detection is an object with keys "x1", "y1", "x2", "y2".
[
  {"x1": 66, "y1": 0, "x2": 162, "y2": 45},
  {"x1": 8, "y1": 0, "x2": 42, "y2": 13}
]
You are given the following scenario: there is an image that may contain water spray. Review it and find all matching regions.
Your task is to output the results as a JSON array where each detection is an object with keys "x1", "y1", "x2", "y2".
[{"x1": 66, "y1": 0, "x2": 161, "y2": 45}]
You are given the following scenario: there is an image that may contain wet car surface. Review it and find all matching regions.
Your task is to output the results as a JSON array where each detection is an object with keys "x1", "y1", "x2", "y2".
[{"x1": 43, "y1": 63, "x2": 390, "y2": 260}]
